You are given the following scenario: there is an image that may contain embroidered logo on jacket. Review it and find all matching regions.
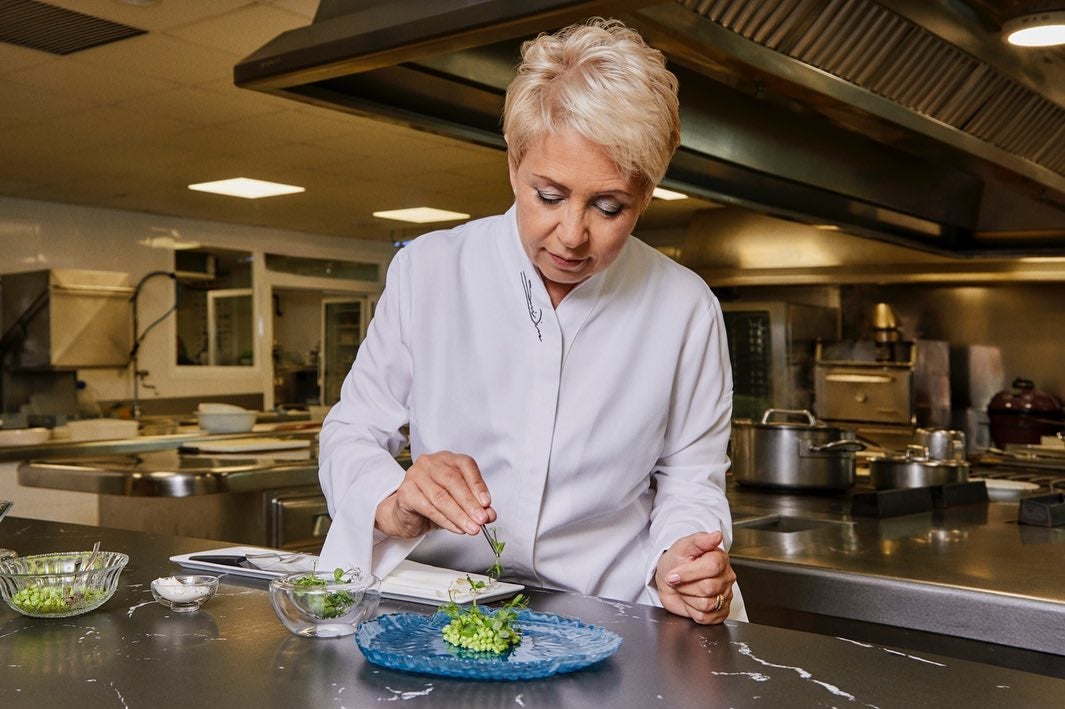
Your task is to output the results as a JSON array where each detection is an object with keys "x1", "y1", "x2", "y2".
[{"x1": 521, "y1": 271, "x2": 543, "y2": 341}]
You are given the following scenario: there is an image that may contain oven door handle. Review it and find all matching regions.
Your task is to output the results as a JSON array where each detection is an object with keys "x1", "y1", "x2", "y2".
[{"x1": 824, "y1": 373, "x2": 895, "y2": 384}]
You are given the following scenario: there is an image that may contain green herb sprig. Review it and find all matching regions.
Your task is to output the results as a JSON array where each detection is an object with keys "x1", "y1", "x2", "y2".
[{"x1": 481, "y1": 526, "x2": 506, "y2": 580}]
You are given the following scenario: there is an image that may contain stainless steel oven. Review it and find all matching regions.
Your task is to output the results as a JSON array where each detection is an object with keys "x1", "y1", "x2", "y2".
[{"x1": 266, "y1": 485, "x2": 330, "y2": 552}]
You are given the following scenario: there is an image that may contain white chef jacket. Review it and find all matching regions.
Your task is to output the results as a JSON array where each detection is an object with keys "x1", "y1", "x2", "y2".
[{"x1": 318, "y1": 205, "x2": 745, "y2": 620}]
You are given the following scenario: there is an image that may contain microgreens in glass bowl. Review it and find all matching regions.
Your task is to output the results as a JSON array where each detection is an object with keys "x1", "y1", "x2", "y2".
[
  {"x1": 269, "y1": 566, "x2": 381, "y2": 638},
  {"x1": 0, "y1": 550, "x2": 128, "y2": 618}
]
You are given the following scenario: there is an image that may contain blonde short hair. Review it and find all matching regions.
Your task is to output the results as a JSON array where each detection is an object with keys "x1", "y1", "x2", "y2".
[{"x1": 503, "y1": 17, "x2": 680, "y2": 192}]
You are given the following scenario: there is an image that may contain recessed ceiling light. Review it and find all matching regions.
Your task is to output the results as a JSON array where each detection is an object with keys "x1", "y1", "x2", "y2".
[
  {"x1": 373, "y1": 207, "x2": 470, "y2": 223},
  {"x1": 1003, "y1": 10, "x2": 1065, "y2": 47},
  {"x1": 188, "y1": 178, "x2": 305, "y2": 199},
  {"x1": 652, "y1": 187, "x2": 688, "y2": 201}
]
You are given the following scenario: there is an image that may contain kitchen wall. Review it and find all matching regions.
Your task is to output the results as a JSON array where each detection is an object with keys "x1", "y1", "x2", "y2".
[
  {"x1": 0, "y1": 196, "x2": 395, "y2": 413},
  {"x1": 839, "y1": 283, "x2": 1065, "y2": 408},
  {"x1": 685, "y1": 207, "x2": 1065, "y2": 407}
]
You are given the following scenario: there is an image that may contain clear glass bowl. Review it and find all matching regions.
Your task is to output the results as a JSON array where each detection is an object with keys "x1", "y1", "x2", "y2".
[
  {"x1": 269, "y1": 569, "x2": 381, "y2": 638},
  {"x1": 151, "y1": 575, "x2": 219, "y2": 612},
  {"x1": 0, "y1": 550, "x2": 128, "y2": 618}
]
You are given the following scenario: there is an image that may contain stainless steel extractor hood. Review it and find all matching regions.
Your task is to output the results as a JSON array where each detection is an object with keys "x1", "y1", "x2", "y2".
[
  {"x1": 0, "y1": 269, "x2": 133, "y2": 370},
  {"x1": 235, "y1": 0, "x2": 1065, "y2": 256}
]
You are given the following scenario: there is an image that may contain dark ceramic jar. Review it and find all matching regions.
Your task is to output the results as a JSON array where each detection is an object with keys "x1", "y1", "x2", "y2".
[{"x1": 987, "y1": 378, "x2": 1064, "y2": 448}]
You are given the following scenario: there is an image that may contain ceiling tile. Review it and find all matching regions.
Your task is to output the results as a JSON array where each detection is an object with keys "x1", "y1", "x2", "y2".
[
  {"x1": 168, "y1": 123, "x2": 292, "y2": 157},
  {"x1": 0, "y1": 81, "x2": 93, "y2": 126},
  {"x1": 169, "y1": 4, "x2": 310, "y2": 57},
  {"x1": 115, "y1": 86, "x2": 284, "y2": 126},
  {"x1": 72, "y1": 34, "x2": 240, "y2": 86},
  {"x1": 4, "y1": 54, "x2": 175, "y2": 104},
  {"x1": 0, "y1": 42, "x2": 57, "y2": 75},
  {"x1": 43, "y1": 1, "x2": 258, "y2": 32}
]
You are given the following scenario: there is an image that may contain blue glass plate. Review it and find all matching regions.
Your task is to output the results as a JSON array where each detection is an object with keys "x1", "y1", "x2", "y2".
[{"x1": 355, "y1": 610, "x2": 622, "y2": 680}]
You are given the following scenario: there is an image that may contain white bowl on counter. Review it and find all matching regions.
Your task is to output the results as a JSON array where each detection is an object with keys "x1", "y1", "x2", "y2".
[
  {"x1": 196, "y1": 410, "x2": 258, "y2": 434},
  {"x1": 0, "y1": 428, "x2": 51, "y2": 447},
  {"x1": 975, "y1": 478, "x2": 1042, "y2": 502}
]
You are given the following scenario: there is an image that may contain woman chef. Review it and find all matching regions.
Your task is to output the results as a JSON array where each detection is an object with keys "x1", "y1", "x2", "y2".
[{"x1": 318, "y1": 17, "x2": 744, "y2": 624}]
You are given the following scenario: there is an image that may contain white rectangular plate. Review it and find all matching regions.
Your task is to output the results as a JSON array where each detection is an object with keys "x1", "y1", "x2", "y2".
[{"x1": 170, "y1": 547, "x2": 524, "y2": 605}]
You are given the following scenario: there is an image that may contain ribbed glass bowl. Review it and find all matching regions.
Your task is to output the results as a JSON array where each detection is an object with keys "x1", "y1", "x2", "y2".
[
  {"x1": 0, "y1": 551, "x2": 128, "y2": 618},
  {"x1": 269, "y1": 569, "x2": 381, "y2": 638}
]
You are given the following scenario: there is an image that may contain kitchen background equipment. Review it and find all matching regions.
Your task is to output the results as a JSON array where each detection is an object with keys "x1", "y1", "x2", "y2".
[
  {"x1": 869, "y1": 446, "x2": 970, "y2": 490},
  {"x1": 731, "y1": 409, "x2": 864, "y2": 490},
  {"x1": 814, "y1": 301, "x2": 952, "y2": 452},
  {"x1": 915, "y1": 428, "x2": 967, "y2": 463},
  {"x1": 987, "y1": 378, "x2": 1064, "y2": 448},
  {"x1": 1, "y1": 269, "x2": 134, "y2": 421},
  {"x1": 721, "y1": 301, "x2": 839, "y2": 421}
]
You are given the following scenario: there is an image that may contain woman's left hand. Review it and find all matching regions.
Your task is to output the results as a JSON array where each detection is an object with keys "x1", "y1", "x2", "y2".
[{"x1": 654, "y1": 530, "x2": 736, "y2": 624}]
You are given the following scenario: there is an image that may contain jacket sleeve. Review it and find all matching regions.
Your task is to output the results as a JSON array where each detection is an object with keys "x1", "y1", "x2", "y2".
[
  {"x1": 317, "y1": 249, "x2": 420, "y2": 572},
  {"x1": 644, "y1": 292, "x2": 734, "y2": 586}
]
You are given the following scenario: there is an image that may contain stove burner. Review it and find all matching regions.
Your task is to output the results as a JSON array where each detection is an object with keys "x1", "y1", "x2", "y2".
[{"x1": 851, "y1": 481, "x2": 989, "y2": 518}]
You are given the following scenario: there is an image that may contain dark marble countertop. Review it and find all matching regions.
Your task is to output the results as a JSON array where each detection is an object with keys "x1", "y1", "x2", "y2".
[{"x1": 1, "y1": 517, "x2": 1062, "y2": 708}]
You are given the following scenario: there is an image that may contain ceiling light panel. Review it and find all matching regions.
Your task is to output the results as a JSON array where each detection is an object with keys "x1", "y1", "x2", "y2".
[
  {"x1": 188, "y1": 177, "x2": 305, "y2": 199},
  {"x1": 373, "y1": 207, "x2": 470, "y2": 223}
]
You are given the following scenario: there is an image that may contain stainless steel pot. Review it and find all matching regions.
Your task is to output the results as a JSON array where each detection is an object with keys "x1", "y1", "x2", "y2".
[
  {"x1": 731, "y1": 409, "x2": 865, "y2": 490},
  {"x1": 914, "y1": 428, "x2": 966, "y2": 462},
  {"x1": 869, "y1": 446, "x2": 969, "y2": 489}
]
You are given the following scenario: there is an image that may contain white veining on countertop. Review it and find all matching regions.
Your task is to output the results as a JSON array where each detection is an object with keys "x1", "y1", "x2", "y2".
[
  {"x1": 110, "y1": 681, "x2": 129, "y2": 708},
  {"x1": 382, "y1": 684, "x2": 434, "y2": 701},
  {"x1": 882, "y1": 648, "x2": 946, "y2": 666},
  {"x1": 126, "y1": 600, "x2": 155, "y2": 617},
  {"x1": 837, "y1": 636, "x2": 946, "y2": 666},
  {"x1": 710, "y1": 670, "x2": 771, "y2": 681},
  {"x1": 836, "y1": 637, "x2": 875, "y2": 648},
  {"x1": 733, "y1": 641, "x2": 873, "y2": 705},
  {"x1": 582, "y1": 595, "x2": 642, "y2": 619}
]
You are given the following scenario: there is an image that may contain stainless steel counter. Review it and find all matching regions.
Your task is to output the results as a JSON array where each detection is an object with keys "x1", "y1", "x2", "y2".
[
  {"x1": 1, "y1": 517, "x2": 1061, "y2": 708},
  {"x1": 0, "y1": 425, "x2": 319, "y2": 463},
  {"x1": 727, "y1": 479, "x2": 1065, "y2": 668},
  {"x1": 5, "y1": 428, "x2": 320, "y2": 496},
  {"x1": 3, "y1": 430, "x2": 326, "y2": 550},
  {"x1": 17, "y1": 449, "x2": 318, "y2": 496}
]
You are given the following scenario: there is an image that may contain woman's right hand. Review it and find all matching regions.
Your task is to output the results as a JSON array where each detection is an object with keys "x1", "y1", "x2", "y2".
[{"x1": 374, "y1": 450, "x2": 496, "y2": 538}]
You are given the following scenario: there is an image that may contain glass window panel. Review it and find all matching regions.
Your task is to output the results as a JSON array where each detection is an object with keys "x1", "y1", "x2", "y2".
[
  {"x1": 175, "y1": 248, "x2": 254, "y2": 367},
  {"x1": 265, "y1": 253, "x2": 378, "y2": 282}
]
